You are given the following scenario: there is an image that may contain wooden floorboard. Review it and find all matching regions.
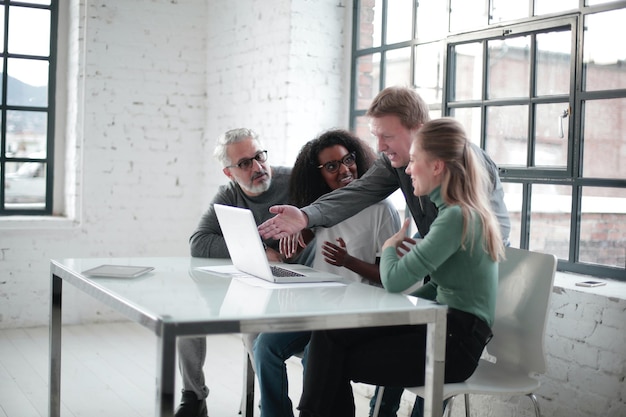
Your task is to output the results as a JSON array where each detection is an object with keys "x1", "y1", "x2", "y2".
[{"x1": 0, "y1": 321, "x2": 387, "y2": 417}]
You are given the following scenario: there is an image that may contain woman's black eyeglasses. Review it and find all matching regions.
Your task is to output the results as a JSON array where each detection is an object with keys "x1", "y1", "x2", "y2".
[
  {"x1": 317, "y1": 152, "x2": 356, "y2": 173},
  {"x1": 226, "y1": 150, "x2": 268, "y2": 170}
]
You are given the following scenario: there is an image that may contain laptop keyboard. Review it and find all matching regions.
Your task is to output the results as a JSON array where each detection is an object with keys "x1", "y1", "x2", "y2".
[{"x1": 270, "y1": 265, "x2": 305, "y2": 278}]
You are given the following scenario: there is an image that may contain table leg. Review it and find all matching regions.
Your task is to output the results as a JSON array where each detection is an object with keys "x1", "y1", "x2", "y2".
[
  {"x1": 241, "y1": 351, "x2": 255, "y2": 417},
  {"x1": 423, "y1": 309, "x2": 447, "y2": 417},
  {"x1": 49, "y1": 273, "x2": 62, "y2": 417},
  {"x1": 156, "y1": 323, "x2": 177, "y2": 417}
]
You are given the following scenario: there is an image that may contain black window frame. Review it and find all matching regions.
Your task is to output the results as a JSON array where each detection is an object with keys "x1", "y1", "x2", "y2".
[
  {"x1": 350, "y1": 0, "x2": 626, "y2": 280},
  {"x1": 0, "y1": 0, "x2": 58, "y2": 216}
]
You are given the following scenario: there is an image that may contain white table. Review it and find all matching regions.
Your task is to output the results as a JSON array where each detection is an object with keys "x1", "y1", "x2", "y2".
[{"x1": 49, "y1": 257, "x2": 447, "y2": 417}]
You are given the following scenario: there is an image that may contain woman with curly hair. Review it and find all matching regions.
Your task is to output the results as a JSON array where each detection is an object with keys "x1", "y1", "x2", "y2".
[
  {"x1": 253, "y1": 129, "x2": 401, "y2": 417},
  {"x1": 289, "y1": 129, "x2": 400, "y2": 284},
  {"x1": 290, "y1": 129, "x2": 376, "y2": 206}
]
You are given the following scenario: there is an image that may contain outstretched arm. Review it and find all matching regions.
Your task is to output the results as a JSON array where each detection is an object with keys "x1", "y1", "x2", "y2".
[{"x1": 258, "y1": 205, "x2": 308, "y2": 240}]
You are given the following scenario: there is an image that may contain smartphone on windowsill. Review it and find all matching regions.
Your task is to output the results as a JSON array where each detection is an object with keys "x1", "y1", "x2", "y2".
[{"x1": 575, "y1": 280, "x2": 606, "y2": 287}]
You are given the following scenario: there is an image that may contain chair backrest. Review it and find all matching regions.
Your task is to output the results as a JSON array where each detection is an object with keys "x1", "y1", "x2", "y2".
[{"x1": 487, "y1": 247, "x2": 557, "y2": 375}]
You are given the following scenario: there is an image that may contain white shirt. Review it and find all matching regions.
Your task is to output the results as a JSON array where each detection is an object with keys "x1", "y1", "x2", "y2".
[{"x1": 312, "y1": 198, "x2": 401, "y2": 284}]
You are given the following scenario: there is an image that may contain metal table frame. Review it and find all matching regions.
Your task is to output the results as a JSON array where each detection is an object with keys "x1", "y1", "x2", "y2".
[{"x1": 49, "y1": 257, "x2": 447, "y2": 417}]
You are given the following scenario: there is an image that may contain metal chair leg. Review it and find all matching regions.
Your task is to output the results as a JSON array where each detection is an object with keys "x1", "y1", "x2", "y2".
[
  {"x1": 442, "y1": 395, "x2": 455, "y2": 417},
  {"x1": 371, "y1": 386, "x2": 385, "y2": 417},
  {"x1": 527, "y1": 393, "x2": 542, "y2": 417}
]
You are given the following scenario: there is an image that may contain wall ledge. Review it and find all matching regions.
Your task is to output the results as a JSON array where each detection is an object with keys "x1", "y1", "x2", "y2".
[
  {"x1": 553, "y1": 270, "x2": 626, "y2": 301},
  {"x1": 0, "y1": 215, "x2": 79, "y2": 231}
]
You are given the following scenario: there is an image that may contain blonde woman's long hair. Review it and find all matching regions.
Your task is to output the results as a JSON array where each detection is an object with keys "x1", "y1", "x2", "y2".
[{"x1": 417, "y1": 118, "x2": 504, "y2": 261}]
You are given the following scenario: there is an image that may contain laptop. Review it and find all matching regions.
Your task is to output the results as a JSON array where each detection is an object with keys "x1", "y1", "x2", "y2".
[{"x1": 213, "y1": 204, "x2": 342, "y2": 284}]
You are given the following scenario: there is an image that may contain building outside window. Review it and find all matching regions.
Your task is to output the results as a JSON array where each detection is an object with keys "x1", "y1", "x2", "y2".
[{"x1": 350, "y1": 0, "x2": 626, "y2": 279}]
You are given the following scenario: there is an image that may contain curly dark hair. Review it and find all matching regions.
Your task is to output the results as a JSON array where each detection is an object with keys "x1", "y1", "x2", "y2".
[{"x1": 289, "y1": 129, "x2": 377, "y2": 207}]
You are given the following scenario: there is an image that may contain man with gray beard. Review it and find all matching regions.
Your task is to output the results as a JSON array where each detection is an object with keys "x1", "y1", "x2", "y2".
[{"x1": 177, "y1": 128, "x2": 299, "y2": 417}]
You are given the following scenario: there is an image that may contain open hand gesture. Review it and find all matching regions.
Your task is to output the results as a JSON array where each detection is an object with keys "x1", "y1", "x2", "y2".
[
  {"x1": 258, "y1": 205, "x2": 308, "y2": 240},
  {"x1": 321, "y1": 238, "x2": 348, "y2": 267}
]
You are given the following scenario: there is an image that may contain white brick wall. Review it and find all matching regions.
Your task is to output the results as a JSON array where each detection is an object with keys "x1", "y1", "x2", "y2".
[
  {"x1": 0, "y1": 0, "x2": 349, "y2": 327},
  {"x1": 204, "y1": 0, "x2": 349, "y2": 181}
]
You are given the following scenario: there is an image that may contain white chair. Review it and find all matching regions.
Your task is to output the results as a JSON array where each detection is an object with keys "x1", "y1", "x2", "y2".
[{"x1": 372, "y1": 247, "x2": 557, "y2": 417}]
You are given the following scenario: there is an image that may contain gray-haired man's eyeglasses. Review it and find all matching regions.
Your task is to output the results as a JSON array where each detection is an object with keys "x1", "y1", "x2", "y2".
[{"x1": 226, "y1": 150, "x2": 268, "y2": 170}]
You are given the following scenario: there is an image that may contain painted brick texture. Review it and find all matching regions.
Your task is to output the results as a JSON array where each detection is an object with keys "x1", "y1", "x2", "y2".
[{"x1": 0, "y1": 0, "x2": 349, "y2": 327}]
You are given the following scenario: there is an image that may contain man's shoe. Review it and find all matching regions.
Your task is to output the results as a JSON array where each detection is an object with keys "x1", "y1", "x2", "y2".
[{"x1": 174, "y1": 390, "x2": 208, "y2": 417}]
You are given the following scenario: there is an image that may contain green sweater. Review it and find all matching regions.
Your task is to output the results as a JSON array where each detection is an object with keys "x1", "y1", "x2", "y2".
[{"x1": 380, "y1": 186, "x2": 497, "y2": 327}]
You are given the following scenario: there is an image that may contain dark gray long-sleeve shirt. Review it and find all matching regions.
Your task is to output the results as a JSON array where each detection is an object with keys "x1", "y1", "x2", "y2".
[
  {"x1": 302, "y1": 147, "x2": 511, "y2": 242},
  {"x1": 190, "y1": 166, "x2": 292, "y2": 258}
]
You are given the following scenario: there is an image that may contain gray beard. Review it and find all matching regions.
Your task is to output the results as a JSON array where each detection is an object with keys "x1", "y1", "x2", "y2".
[{"x1": 240, "y1": 176, "x2": 271, "y2": 195}]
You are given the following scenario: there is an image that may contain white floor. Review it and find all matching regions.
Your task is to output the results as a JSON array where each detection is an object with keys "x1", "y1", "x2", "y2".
[{"x1": 0, "y1": 321, "x2": 397, "y2": 417}]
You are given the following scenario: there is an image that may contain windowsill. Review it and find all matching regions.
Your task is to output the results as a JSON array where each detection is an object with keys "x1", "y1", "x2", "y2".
[
  {"x1": 0, "y1": 215, "x2": 78, "y2": 230},
  {"x1": 554, "y1": 271, "x2": 626, "y2": 301}
]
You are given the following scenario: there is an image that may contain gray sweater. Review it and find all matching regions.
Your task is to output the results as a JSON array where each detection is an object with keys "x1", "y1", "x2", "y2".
[{"x1": 189, "y1": 166, "x2": 292, "y2": 258}]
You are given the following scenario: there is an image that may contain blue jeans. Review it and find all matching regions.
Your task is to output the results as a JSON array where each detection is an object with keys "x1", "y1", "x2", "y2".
[{"x1": 253, "y1": 331, "x2": 311, "y2": 417}]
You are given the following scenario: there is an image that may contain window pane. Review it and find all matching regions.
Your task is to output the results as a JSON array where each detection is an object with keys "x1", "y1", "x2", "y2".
[
  {"x1": 534, "y1": 102, "x2": 569, "y2": 168},
  {"x1": 452, "y1": 107, "x2": 482, "y2": 146},
  {"x1": 450, "y1": 0, "x2": 488, "y2": 33},
  {"x1": 13, "y1": 0, "x2": 51, "y2": 5},
  {"x1": 582, "y1": 98, "x2": 626, "y2": 179},
  {"x1": 487, "y1": 36, "x2": 530, "y2": 99},
  {"x1": 450, "y1": 42, "x2": 483, "y2": 101},
  {"x1": 386, "y1": 0, "x2": 413, "y2": 44},
  {"x1": 580, "y1": 187, "x2": 626, "y2": 269},
  {"x1": 354, "y1": 53, "x2": 381, "y2": 111},
  {"x1": 534, "y1": 0, "x2": 577, "y2": 15},
  {"x1": 4, "y1": 161, "x2": 47, "y2": 207},
  {"x1": 6, "y1": 110, "x2": 48, "y2": 158},
  {"x1": 428, "y1": 108, "x2": 442, "y2": 120},
  {"x1": 384, "y1": 47, "x2": 411, "y2": 88},
  {"x1": 7, "y1": 58, "x2": 49, "y2": 106},
  {"x1": 8, "y1": 6, "x2": 50, "y2": 56},
  {"x1": 583, "y1": 9, "x2": 626, "y2": 91},
  {"x1": 502, "y1": 182, "x2": 523, "y2": 248},
  {"x1": 485, "y1": 105, "x2": 529, "y2": 166},
  {"x1": 490, "y1": 0, "x2": 529, "y2": 24},
  {"x1": 414, "y1": 42, "x2": 444, "y2": 104},
  {"x1": 358, "y1": 0, "x2": 382, "y2": 49},
  {"x1": 354, "y1": 115, "x2": 375, "y2": 150},
  {"x1": 416, "y1": 0, "x2": 447, "y2": 40},
  {"x1": 2, "y1": 2, "x2": 55, "y2": 216},
  {"x1": 0, "y1": 8, "x2": 4, "y2": 54},
  {"x1": 529, "y1": 184, "x2": 571, "y2": 259},
  {"x1": 586, "y1": 0, "x2": 624, "y2": 5},
  {"x1": 536, "y1": 30, "x2": 571, "y2": 96}
]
